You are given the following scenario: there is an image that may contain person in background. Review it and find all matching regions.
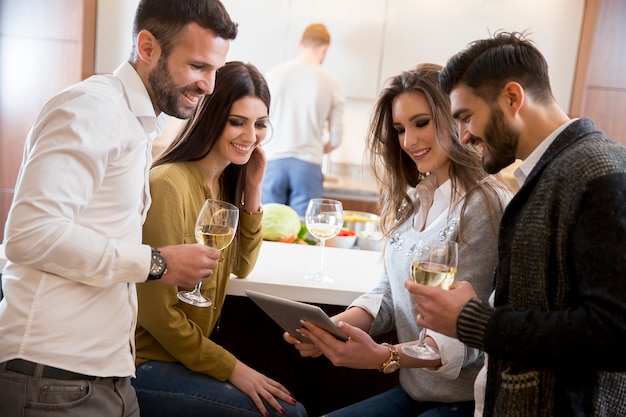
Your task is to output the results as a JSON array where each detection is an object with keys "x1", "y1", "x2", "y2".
[
  {"x1": 261, "y1": 23, "x2": 345, "y2": 216},
  {"x1": 285, "y1": 63, "x2": 513, "y2": 417},
  {"x1": 406, "y1": 31, "x2": 626, "y2": 417},
  {"x1": 133, "y1": 61, "x2": 307, "y2": 417},
  {"x1": 0, "y1": 1, "x2": 237, "y2": 416}
]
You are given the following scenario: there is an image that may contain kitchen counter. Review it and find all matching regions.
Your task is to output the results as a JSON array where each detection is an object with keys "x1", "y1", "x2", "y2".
[
  {"x1": 0, "y1": 242, "x2": 384, "y2": 306},
  {"x1": 228, "y1": 240, "x2": 384, "y2": 305}
]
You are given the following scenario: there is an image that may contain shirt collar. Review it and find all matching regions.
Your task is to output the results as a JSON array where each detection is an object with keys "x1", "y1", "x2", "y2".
[
  {"x1": 113, "y1": 62, "x2": 167, "y2": 137},
  {"x1": 514, "y1": 119, "x2": 577, "y2": 187}
]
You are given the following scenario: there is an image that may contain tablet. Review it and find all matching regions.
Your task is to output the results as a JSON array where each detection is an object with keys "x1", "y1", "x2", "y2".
[{"x1": 245, "y1": 290, "x2": 348, "y2": 343}]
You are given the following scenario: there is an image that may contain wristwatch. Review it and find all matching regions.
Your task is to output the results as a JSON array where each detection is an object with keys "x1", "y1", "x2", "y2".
[
  {"x1": 379, "y1": 342, "x2": 400, "y2": 374},
  {"x1": 147, "y1": 247, "x2": 167, "y2": 281}
]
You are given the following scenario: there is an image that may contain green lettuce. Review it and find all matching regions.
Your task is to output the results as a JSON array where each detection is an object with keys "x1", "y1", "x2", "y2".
[{"x1": 261, "y1": 203, "x2": 302, "y2": 242}]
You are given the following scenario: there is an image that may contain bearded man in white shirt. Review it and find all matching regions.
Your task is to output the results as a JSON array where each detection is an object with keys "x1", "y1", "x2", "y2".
[{"x1": 0, "y1": 1, "x2": 237, "y2": 416}]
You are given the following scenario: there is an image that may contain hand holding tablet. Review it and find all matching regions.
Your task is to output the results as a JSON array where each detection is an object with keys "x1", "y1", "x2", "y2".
[{"x1": 245, "y1": 290, "x2": 348, "y2": 343}]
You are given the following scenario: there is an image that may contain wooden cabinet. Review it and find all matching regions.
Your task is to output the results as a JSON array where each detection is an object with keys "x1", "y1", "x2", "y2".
[
  {"x1": 0, "y1": 0, "x2": 96, "y2": 242},
  {"x1": 570, "y1": 0, "x2": 626, "y2": 146}
]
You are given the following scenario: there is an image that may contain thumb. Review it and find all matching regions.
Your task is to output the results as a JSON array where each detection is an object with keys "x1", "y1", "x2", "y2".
[{"x1": 336, "y1": 321, "x2": 360, "y2": 341}]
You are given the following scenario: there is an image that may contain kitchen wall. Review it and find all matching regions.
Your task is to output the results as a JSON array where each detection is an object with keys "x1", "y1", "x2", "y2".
[{"x1": 96, "y1": 0, "x2": 585, "y2": 167}]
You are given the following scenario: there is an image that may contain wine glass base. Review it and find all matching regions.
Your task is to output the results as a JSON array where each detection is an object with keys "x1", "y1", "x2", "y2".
[
  {"x1": 304, "y1": 273, "x2": 334, "y2": 284},
  {"x1": 401, "y1": 343, "x2": 441, "y2": 360},
  {"x1": 177, "y1": 291, "x2": 212, "y2": 308}
]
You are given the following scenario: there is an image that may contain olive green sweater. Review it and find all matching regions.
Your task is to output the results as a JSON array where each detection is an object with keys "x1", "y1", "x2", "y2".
[{"x1": 135, "y1": 162, "x2": 262, "y2": 381}]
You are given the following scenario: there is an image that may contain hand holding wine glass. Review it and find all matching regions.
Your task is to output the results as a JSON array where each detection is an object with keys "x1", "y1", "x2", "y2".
[
  {"x1": 177, "y1": 199, "x2": 239, "y2": 307},
  {"x1": 403, "y1": 240, "x2": 458, "y2": 360},
  {"x1": 304, "y1": 198, "x2": 344, "y2": 284}
]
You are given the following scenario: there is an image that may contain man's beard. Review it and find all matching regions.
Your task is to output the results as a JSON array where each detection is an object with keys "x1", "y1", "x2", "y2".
[
  {"x1": 148, "y1": 56, "x2": 200, "y2": 119},
  {"x1": 481, "y1": 107, "x2": 518, "y2": 174}
]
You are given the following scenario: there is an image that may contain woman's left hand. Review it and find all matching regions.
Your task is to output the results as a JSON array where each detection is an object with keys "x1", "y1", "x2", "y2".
[
  {"x1": 246, "y1": 145, "x2": 267, "y2": 190},
  {"x1": 228, "y1": 359, "x2": 297, "y2": 416}
]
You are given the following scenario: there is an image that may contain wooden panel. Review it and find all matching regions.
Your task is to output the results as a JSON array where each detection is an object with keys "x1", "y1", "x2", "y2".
[
  {"x1": 582, "y1": 88, "x2": 626, "y2": 146},
  {"x1": 586, "y1": 0, "x2": 626, "y2": 89},
  {"x1": 0, "y1": 0, "x2": 95, "y2": 242},
  {"x1": 570, "y1": 0, "x2": 600, "y2": 117}
]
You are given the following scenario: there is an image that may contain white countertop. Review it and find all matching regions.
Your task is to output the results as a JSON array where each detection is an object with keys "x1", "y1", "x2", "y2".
[
  {"x1": 229, "y1": 241, "x2": 383, "y2": 306},
  {"x1": 0, "y1": 241, "x2": 384, "y2": 306}
]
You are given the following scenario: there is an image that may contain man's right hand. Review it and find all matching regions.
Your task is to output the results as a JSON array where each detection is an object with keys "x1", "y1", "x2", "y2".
[{"x1": 157, "y1": 244, "x2": 220, "y2": 287}]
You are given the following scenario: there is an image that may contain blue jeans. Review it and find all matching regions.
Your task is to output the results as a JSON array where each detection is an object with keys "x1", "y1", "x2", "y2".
[
  {"x1": 132, "y1": 361, "x2": 307, "y2": 417},
  {"x1": 262, "y1": 158, "x2": 323, "y2": 216},
  {"x1": 321, "y1": 385, "x2": 474, "y2": 417}
]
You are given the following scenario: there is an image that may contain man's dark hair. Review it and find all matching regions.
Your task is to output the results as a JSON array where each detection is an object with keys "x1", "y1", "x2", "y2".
[
  {"x1": 439, "y1": 31, "x2": 554, "y2": 104},
  {"x1": 131, "y1": 0, "x2": 238, "y2": 60}
]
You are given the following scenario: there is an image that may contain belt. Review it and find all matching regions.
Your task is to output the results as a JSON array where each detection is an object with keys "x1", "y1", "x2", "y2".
[{"x1": 5, "y1": 359, "x2": 96, "y2": 380}]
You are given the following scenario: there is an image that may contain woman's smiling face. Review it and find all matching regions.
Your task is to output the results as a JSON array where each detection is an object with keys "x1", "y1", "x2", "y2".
[
  {"x1": 215, "y1": 96, "x2": 269, "y2": 165},
  {"x1": 392, "y1": 91, "x2": 450, "y2": 185}
]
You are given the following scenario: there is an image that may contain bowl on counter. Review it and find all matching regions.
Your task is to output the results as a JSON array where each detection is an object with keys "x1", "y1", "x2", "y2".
[
  {"x1": 342, "y1": 210, "x2": 380, "y2": 233},
  {"x1": 356, "y1": 230, "x2": 385, "y2": 251},
  {"x1": 326, "y1": 233, "x2": 357, "y2": 249}
]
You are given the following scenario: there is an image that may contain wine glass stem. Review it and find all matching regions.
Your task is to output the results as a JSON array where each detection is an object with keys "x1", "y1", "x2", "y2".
[
  {"x1": 318, "y1": 239, "x2": 326, "y2": 275},
  {"x1": 418, "y1": 327, "x2": 428, "y2": 347},
  {"x1": 193, "y1": 282, "x2": 202, "y2": 294}
]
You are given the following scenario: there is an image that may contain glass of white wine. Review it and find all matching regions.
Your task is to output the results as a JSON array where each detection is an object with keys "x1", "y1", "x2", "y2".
[
  {"x1": 403, "y1": 240, "x2": 458, "y2": 360},
  {"x1": 304, "y1": 198, "x2": 344, "y2": 284},
  {"x1": 177, "y1": 198, "x2": 239, "y2": 308}
]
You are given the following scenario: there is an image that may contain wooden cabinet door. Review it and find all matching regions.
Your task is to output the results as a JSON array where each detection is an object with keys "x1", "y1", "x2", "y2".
[
  {"x1": 570, "y1": 0, "x2": 626, "y2": 146},
  {"x1": 0, "y1": 0, "x2": 96, "y2": 242}
]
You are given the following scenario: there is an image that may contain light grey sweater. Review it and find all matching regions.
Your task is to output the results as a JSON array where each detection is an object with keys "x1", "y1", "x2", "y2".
[{"x1": 351, "y1": 182, "x2": 509, "y2": 403}]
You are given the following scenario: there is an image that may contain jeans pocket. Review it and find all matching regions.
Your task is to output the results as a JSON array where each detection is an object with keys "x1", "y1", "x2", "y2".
[
  {"x1": 494, "y1": 368, "x2": 540, "y2": 417},
  {"x1": 27, "y1": 380, "x2": 92, "y2": 411}
]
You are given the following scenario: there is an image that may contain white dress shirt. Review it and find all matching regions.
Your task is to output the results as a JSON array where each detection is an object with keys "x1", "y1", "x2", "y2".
[{"x1": 0, "y1": 62, "x2": 166, "y2": 377}]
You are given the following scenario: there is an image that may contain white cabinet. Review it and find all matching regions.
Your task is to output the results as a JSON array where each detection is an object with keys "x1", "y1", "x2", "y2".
[
  {"x1": 222, "y1": 0, "x2": 386, "y2": 100},
  {"x1": 220, "y1": 0, "x2": 291, "y2": 74},
  {"x1": 380, "y1": 0, "x2": 484, "y2": 85}
]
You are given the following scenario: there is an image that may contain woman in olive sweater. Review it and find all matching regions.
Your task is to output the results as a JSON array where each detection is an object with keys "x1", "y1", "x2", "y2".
[{"x1": 133, "y1": 61, "x2": 306, "y2": 417}]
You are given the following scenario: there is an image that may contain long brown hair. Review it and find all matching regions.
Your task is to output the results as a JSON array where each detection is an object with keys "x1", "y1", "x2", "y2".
[
  {"x1": 153, "y1": 61, "x2": 271, "y2": 207},
  {"x1": 366, "y1": 63, "x2": 510, "y2": 239}
]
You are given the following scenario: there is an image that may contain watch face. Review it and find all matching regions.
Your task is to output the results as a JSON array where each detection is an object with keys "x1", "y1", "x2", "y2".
[
  {"x1": 150, "y1": 251, "x2": 166, "y2": 275},
  {"x1": 383, "y1": 362, "x2": 400, "y2": 374}
]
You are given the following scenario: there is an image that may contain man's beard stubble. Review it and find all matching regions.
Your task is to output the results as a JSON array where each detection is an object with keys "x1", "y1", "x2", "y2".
[{"x1": 481, "y1": 107, "x2": 518, "y2": 174}]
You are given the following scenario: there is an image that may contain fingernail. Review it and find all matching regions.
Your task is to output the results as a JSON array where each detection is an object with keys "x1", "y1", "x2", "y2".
[
  {"x1": 291, "y1": 398, "x2": 297, "y2": 404},
  {"x1": 264, "y1": 412, "x2": 269, "y2": 417},
  {"x1": 280, "y1": 408, "x2": 285, "y2": 415}
]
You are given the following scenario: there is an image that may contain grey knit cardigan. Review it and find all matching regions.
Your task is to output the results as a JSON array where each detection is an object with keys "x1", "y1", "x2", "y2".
[{"x1": 457, "y1": 118, "x2": 626, "y2": 417}]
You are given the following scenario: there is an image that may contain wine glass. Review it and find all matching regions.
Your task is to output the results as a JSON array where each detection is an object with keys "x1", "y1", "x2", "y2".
[
  {"x1": 177, "y1": 199, "x2": 239, "y2": 308},
  {"x1": 403, "y1": 240, "x2": 458, "y2": 360},
  {"x1": 304, "y1": 198, "x2": 344, "y2": 284}
]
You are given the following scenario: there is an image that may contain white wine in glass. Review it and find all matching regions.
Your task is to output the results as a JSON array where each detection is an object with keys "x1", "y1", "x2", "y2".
[
  {"x1": 403, "y1": 240, "x2": 458, "y2": 360},
  {"x1": 304, "y1": 198, "x2": 343, "y2": 284},
  {"x1": 178, "y1": 199, "x2": 239, "y2": 308}
]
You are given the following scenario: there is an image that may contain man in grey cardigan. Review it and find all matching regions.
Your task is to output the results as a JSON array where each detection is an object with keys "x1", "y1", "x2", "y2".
[{"x1": 406, "y1": 31, "x2": 626, "y2": 416}]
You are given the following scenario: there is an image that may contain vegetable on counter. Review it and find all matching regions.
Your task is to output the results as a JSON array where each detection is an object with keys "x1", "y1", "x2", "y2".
[
  {"x1": 261, "y1": 203, "x2": 301, "y2": 241},
  {"x1": 261, "y1": 203, "x2": 316, "y2": 244},
  {"x1": 337, "y1": 228, "x2": 356, "y2": 237}
]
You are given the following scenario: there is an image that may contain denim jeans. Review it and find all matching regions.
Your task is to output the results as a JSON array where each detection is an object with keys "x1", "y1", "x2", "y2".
[
  {"x1": 132, "y1": 361, "x2": 307, "y2": 417},
  {"x1": 321, "y1": 385, "x2": 474, "y2": 417},
  {"x1": 262, "y1": 158, "x2": 323, "y2": 216}
]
